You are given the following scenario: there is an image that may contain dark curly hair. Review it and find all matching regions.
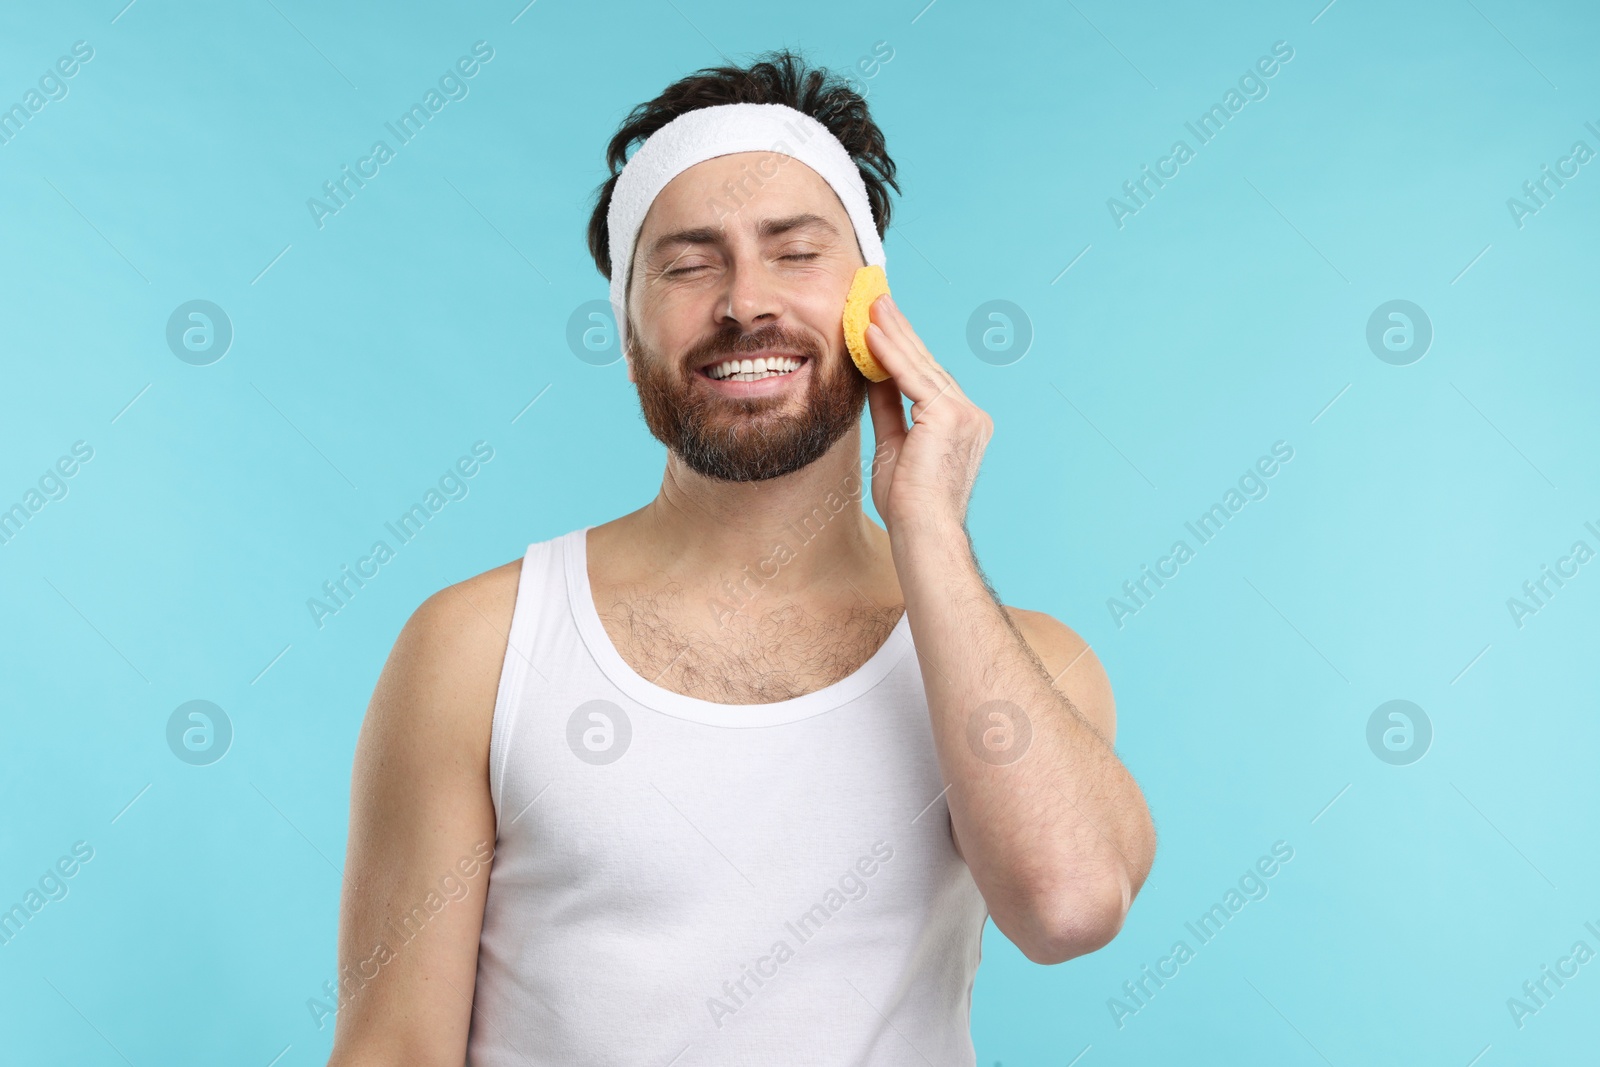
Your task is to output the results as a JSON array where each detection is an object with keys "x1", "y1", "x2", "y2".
[{"x1": 584, "y1": 48, "x2": 900, "y2": 287}]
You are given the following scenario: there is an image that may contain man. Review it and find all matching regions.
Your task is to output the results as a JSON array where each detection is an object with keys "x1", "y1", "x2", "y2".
[{"x1": 326, "y1": 49, "x2": 1154, "y2": 1066}]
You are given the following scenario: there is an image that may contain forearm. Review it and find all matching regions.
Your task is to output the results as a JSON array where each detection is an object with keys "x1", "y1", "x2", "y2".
[{"x1": 892, "y1": 516, "x2": 1155, "y2": 960}]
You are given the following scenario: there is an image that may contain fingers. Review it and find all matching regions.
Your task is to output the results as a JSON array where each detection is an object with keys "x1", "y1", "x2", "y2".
[
  {"x1": 865, "y1": 296, "x2": 942, "y2": 401},
  {"x1": 866, "y1": 294, "x2": 969, "y2": 408},
  {"x1": 883, "y1": 294, "x2": 961, "y2": 391},
  {"x1": 866, "y1": 377, "x2": 907, "y2": 458}
]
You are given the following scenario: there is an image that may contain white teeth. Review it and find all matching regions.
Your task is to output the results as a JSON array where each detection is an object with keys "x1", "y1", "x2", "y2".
[{"x1": 705, "y1": 356, "x2": 802, "y2": 381}]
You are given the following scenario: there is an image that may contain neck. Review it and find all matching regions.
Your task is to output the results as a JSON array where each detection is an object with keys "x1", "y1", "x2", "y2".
[{"x1": 617, "y1": 424, "x2": 891, "y2": 610}]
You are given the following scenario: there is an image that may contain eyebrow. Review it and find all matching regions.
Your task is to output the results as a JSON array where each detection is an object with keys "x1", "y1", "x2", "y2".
[{"x1": 646, "y1": 212, "x2": 840, "y2": 261}]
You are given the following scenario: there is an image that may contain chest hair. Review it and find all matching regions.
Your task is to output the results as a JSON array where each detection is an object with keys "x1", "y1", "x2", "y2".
[{"x1": 594, "y1": 584, "x2": 905, "y2": 705}]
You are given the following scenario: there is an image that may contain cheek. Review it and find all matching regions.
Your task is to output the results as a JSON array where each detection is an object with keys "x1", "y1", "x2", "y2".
[
  {"x1": 788, "y1": 288, "x2": 848, "y2": 340},
  {"x1": 645, "y1": 287, "x2": 716, "y2": 339}
]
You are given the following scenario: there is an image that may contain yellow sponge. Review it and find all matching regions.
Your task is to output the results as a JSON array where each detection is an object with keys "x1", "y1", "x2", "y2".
[{"x1": 841, "y1": 265, "x2": 892, "y2": 382}]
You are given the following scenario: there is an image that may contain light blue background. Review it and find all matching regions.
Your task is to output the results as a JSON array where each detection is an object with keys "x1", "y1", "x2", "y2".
[{"x1": 2, "y1": 0, "x2": 1597, "y2": 1063}]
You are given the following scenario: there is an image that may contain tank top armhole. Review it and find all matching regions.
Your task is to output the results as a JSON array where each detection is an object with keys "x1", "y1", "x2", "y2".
[{"x1": 487, "y1": 541, "x2": 545, "y2": 830}]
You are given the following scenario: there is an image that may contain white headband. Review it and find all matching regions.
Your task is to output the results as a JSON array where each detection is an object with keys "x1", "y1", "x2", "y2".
[{"x1": 605, "y1": 102, "x2": 888, "y2": 356}]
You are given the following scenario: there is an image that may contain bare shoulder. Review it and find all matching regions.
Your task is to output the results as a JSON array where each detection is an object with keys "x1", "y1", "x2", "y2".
[
  {"x1": 404, "y1": 555, "x2": 524, "y2": 662},
  {"x1": 368, "y1": 555, "x2": 525, "y2": 760},
  {"x1": 333, "y1": 555, "x2": 524, "y2": 1062},
  {"x1": 1001, "y1": 606, "x2": 1117, "y2": 744}
]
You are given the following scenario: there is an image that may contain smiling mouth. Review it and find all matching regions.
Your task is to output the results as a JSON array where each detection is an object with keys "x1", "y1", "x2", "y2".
[{"x1": 699, "y1": 355, "x2": 808, "y2": 382}]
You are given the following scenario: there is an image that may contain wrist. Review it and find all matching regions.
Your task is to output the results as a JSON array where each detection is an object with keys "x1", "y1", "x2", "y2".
[{"x1": 887, "y1": 507, "x2": 970, "y2": 551}]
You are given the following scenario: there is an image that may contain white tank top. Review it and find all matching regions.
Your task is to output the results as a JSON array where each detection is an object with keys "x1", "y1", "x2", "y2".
[{"x1": 466, "y1": 526, "x2": 990, "y2": 1065}]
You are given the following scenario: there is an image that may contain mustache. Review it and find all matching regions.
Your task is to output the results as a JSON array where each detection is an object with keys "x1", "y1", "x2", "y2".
[{"x1": 684, "y1": 323, "x2": 822, "y2": 368}]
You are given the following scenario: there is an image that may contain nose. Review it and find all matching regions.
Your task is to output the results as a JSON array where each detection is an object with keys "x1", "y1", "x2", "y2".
[{"x1": 716, "y1": 251, "x2": 784, "y2": 335}]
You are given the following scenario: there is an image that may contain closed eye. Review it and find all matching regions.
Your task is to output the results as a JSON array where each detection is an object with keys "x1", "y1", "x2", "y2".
[{"x1": 665, "y1": 253, "x2": 817, "y2": 277}]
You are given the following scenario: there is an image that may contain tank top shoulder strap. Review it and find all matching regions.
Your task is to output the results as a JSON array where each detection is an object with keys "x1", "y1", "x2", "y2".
[{"x1": 487, "y1": 531, "x2": 574, "y2": 818}]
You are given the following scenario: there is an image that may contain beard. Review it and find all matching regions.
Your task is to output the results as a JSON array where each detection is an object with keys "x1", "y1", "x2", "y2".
[{"x1": 631, "y1": 319, "x2": 868, "y2": 483}]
